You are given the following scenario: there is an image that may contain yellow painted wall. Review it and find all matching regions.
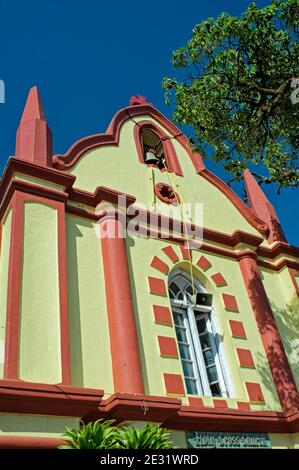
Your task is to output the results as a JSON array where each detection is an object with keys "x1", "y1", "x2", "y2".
[
  {"x1": 66, "y1": 214, "x2": 114, "y2": 392},
  {"x1": 19, "y1": 202, "x2": 61, "y2": 383},
  {"x1": 0, "y1": 210, "x2": 12, "y2": 378},
  {"x1": 261, "y1": 266, "x2": 299, "y2": 389},
  {"x1": 0, "y1": 413, "x2": 79, "y2": 437},
  {"x1": 68, "y1": 116, "x2": 262, "y2": 237}
]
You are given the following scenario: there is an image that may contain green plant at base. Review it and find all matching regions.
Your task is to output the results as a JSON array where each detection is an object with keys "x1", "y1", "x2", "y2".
[
  {"x1": 59, "y1": 419, "x2": 118, "y2": 449},
  {"x1": 116, "y1": 423, "x2": 174, "y2": 449}
]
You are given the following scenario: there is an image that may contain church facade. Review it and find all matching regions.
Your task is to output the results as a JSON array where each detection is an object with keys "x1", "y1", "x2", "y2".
[{"x1": 0, "y1": 87, "x2": 298, "y2": 448}]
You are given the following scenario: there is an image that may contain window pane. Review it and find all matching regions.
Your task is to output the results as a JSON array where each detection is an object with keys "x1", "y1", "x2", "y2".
[
  {"x1": 169, "y1": 282, "x2": 180, "y2": 296},
  {"x1": 182, "y1": 360, "x2": 196, "y2": 378},
  {"x1": 206, "y1": 366, "x2": 219, "y2": 383},
  {"x1": 179, "y1": 343, "x2": 191, "y2": 360},
  {"x1": 199, "y1": 333, "x2": 210, "y2": 350},
  {"x1": 203, "y1": 348, "x2": 214, "y2": 365},
  {"x1": 210, "y1": 382, "x2": 222, "y2": 397},
  {"x1": 176, "y1": 327, "x2": 188, "y2": 343},
  {"x1": 173, "y1": 312, "x2": 184, "y2": 326},
  {"x1": 185, "y1": 378, "x2": 198, "y2": 395},
  {"x1": 197, "y1": 318, "x2": 206, "y2": 334}
]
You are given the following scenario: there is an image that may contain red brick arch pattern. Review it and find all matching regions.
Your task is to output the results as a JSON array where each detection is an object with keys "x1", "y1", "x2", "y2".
[{"x1": 147, "y1": 243, "x2": 264, "y2": 409}]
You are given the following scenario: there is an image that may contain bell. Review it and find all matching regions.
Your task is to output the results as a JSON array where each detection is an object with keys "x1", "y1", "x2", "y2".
[
  {"x1": 144, "y1": 148, "x2": 159, "y2": 165},
  {"x1": 191, "y1": 292, "x2": 213, "y2": 310}
]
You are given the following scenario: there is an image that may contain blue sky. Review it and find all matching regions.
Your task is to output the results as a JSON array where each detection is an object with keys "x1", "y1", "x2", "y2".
[{"x1": 0, "y1": 0, "x2": 297, "y2": 244}]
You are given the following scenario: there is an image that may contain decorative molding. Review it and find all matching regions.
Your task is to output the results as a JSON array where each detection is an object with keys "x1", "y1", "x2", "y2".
[
  {"x1": 236, "y1": 348, "x2": 255, "y2": 369},
  {"x1": 153, "y1": 305, "x2": 173, "y2": 326},
  {"x1": 158, "y1": 336, "x2": 179, "y2": 358},
  {"x1": 245, "y1": 382, "x2": 265, "y2": 404},
  {"x1": 211, "y1": 272, "x2": 228, "y2": 287},
  {"x1": 163, "y1": 373, "x2": 185, "y2": 396},
  {"x1": 229, "y1": 320, "x2": 247, "y2": 340},
  {"x1": 148, "y1": 276, "x2": 168, "y2": 297},
  {"x1": 150, "y1": 256, "x2": 169, "y2": 275},
  {"x1": 196, "y1": 255, "x2": 212, "y2": 271},
  {"x1": 0, "y1": 379, "x2": 104, "y2": 416},
  {"x1": 222, "y1": 294, "x2": 239, "y2": 313},
  {"x1": 162, "y1": 245, "x2": 179, "y2": 263}
]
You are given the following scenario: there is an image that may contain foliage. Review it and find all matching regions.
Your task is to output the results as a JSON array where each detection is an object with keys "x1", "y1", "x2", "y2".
[
  {"x1": 163, "y1": 0, "x2": 299, "y2": 190},
  {"x1": 59, "y1": 419, "x2": 119, "y2": 449},
  {"x1": 59, "y1": 420, "x2": 174, "y2": 449},
  {"x1": 116, "y1": 423, "x2": 174, "y2": 449}
]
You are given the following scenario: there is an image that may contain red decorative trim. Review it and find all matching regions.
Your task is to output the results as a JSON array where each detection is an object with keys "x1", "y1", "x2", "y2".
[
  {"x1": 222, "y1": 293, "x2": 239, "y2": 313},
  {"x1": 257, "y1": 242, "x2": 299, "y2": 260},
  {"x1": 53, "y1": 104, "x2": 195, "y2": 174},
  {"x1": 246, "y1": 382, "x2": 265, "y2": 404},
  {"x1": 154, "y1": 182, "x2": 180, "y2": 204},
  {"x1": 134, "y1": 120, "x2": 183, "y2": 176},
  {"x1": 239, "y1": 254, "x2": 299, "y2": 411},
  {"x1": 288, "y1": 268, "x2": 299, "y2": 297},
  {"x1": 0, "y1": 379, "x2": 104, "y2": 416},
  {"x1": 100, "y1": 216, "x2": 144, "y2": 394},
  {"x1": 2, "y1": 383, "x2": 299, "y2": 434},
  {"x1": 4, "y1": 192, "x2": 24, "y2": 379},
  {"x1": 229, "y1": 320, "x2": 247, "y2": 339},
  {"x1": 158, "y1": 336, "x2": 179, "y2": 358},
  {"x1": 0, "y1": 436, "x2": 64, "y2": 449},
  {"x1": 211, "y1": 272, "x2": 227, "y2": 287},
  {"x1": 153, "y1": 305, "x2": 173, "y2": 326},
  {"x1": 148, "y1": 276, "x2": 167, "y2": 297},
  {"x1": 179, "y1": 245, "x2": 191, "y2": 260},
  {"x1": 150, "y1": 256, "x2": 169, "y2": 275},
  {"x1": 188, "y1": 397, "x2": 204, "y2": 407},
  {"x1": 69, "y1": 185, "x2": 136, "y2": 208},
  {"x1": 162, "y1": 245, "x2": 179, "y2": 263},
  {"x1": 0, "y1": 157, "x2": 75, "y2": 201},
  {"x1": 213, "y1": 400, "x2": 228, "y2": 409},
  {"x1": 237, "y1": 401, "x2": 251, "y2": 411},
  {"x1": 196, "y1": 255, "x2": 212, "y2": 271},
  {"x1": 163, "y1": 373, "x2": 185, "y2": 395},
  {"x1": 236, "y1": 348, "x2": 255, "y2": 369}
]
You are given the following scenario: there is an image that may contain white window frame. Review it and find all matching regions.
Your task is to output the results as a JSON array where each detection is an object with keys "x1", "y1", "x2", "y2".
[{"x1": 169, "y1": 270, "x2": 232, "y2": 398}]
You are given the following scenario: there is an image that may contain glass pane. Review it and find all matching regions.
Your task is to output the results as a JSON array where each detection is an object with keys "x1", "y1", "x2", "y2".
[
  {"x1": 210, "y1": 382, "x2": 222, "y2": 397},
  {"x1": 169, "y1": 289, "x2": 175, "y2": 299},
  {"x1": 199, "y1": 333, "x2": 210, "y2": 350},
  {"x1": 182, "y1": 360, "x2": 196, "y2": 378},
  {"x1": 176, "y1": 327, "x2": 188, "y2": 343},
  {"x1": 177, "y1": 291, "x2": 184, "y2": 300},
  {"x1": 173, "y1": 312, "x2": 184, "y2": 326},
  {"x1": 185, "y1": 378, "x2": 199, "y2": 395},
  {"x1": 169, "y1": 282, "x2": 180, "y2": 296},
  {"x1": 207, "y1": 366, "x2": 219, "y2": 384},
  {"x1": 203, "y1": 348, "x2": 214, "y2": 365},
  {"x1": 179, "y1": 343, "x2": 191, "y2": 360},
  {"x1": 197, "y1": 318, "x2": 206, "y2": 334}
]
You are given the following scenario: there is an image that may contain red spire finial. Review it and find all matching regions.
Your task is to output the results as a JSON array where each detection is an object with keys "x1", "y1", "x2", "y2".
[
  {"x1": 129, "y1": 95, "x2": 152, "y2": 106},
  {"x1": 243, "y1": 169, "x2": 286, "y2": 243},
  {"x1": 15, "y1": 86, "x2": 53, "y2": 167}
]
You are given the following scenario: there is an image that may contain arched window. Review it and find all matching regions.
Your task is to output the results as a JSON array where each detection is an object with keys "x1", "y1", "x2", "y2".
[
  {"x1": 141, "y1": 128, "x2": 166, "y2": 170},
  {"x1": 133, "y1": 120, "x2": 183, "y2": 176},
  {"x1": 168, "y1": 270, "x2": 231, "y2": 397}
]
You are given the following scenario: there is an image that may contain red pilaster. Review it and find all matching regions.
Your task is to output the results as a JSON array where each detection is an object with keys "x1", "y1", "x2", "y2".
[
  {"x1": 100, "y1": 214, "x2": 144, "y2": 394},
  {"x1": 15, "y1": 87, "x2": 52, "y2": 167},
  {"x1": 238, "y1": 251, "x2": 299, "y2": 411},
  {"x1": 4, "y1": 192, "x2": 24, "y2": 379}
]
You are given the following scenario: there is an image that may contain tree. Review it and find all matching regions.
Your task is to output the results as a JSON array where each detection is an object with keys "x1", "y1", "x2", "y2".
[
  {"x1": 163, "y1": 0, "x2": 299, "y2": 190},
  {"x1": 59, "y1": 420, "x2": 174, "y2": 449}
]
